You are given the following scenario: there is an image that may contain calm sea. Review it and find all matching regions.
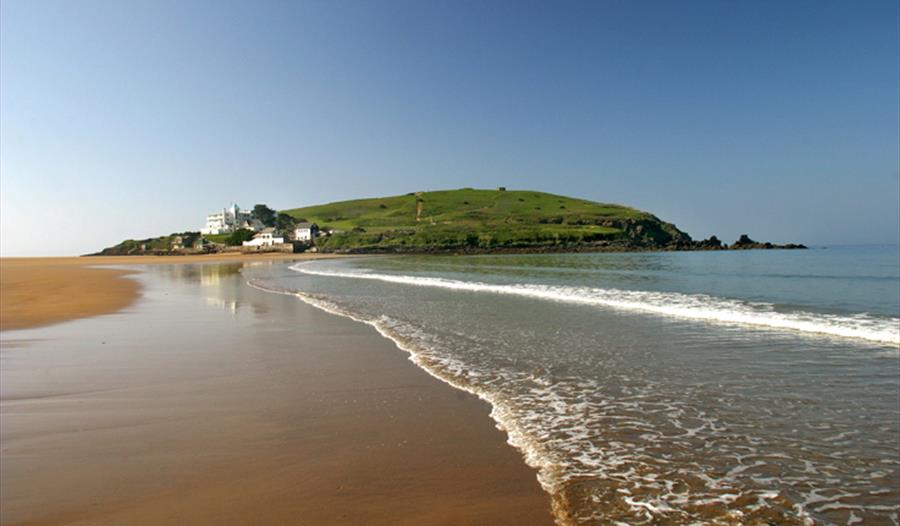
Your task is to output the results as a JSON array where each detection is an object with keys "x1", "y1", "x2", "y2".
[{"x1": 247, "y1": 245, "x2": 900, "y2": 525}]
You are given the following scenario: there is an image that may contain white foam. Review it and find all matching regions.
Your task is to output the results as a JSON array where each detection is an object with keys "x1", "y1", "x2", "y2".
[
  {"x1": 245, "y1": 280, "x2": 573, "y2": 524},
  {"x1": 247, "y1": 273, "x2": 900, "y2": 525},
  {"x1": 289, "y1": 264, "x2": 900, "y2": 346}
]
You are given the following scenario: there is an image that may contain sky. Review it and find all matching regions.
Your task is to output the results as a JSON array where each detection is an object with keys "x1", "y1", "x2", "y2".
[{"x1": 1, "y1": 0, "x2": 898, "y2": 256}]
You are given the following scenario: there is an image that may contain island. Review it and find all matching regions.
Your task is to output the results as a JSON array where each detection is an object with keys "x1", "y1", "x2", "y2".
[{"x1": 93, "y1": 188, "x2": 806, "y2": 255}]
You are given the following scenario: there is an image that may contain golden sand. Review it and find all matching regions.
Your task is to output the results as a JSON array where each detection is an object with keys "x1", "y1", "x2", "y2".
[
  {"x1": 0, "y1": 253, "x2": 344, "y2": 331},
  {"x1": 0, "y1": 258, "x2": 553, "y2": 525}
]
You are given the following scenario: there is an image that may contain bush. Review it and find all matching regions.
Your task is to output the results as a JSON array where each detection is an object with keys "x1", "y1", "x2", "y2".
[{"x1": 226, "y1": 228, "x2": 256, "y2": 246}]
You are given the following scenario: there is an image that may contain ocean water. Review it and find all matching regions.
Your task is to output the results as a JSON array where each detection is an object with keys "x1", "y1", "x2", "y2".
[{"x1": 246, "y1": 245, "x2": 900, "y2": 525}]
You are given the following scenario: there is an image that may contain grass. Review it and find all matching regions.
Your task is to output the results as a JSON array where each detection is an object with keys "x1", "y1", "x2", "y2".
[
  {"x1": 203, "y1": 233, "x2": 231, "y2": 244},
  {"x1": 96, "y1": 232, "x2": 201, "y2": 255},
  {"x1": 281, "y1": 188, "x2": 677, "y2": 251},
  {"x1": 97, "y1": 188, "x2": 689, "y2": 255}
]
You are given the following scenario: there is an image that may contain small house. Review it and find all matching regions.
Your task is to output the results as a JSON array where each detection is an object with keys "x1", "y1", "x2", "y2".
[
  {"x1": 242, "y1": 227, "x2": 285, "y2": 247},
  {"x1": 294, "y1": 223, "x2": 319, "y2": 242}
]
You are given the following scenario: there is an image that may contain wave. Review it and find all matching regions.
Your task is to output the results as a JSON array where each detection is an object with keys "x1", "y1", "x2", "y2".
[
  {"x1": 289, "y1": 264, "x2": 900, "y2": 346},
  {"x1": 248, "y1": 274, "x2": 900, "y2": 524}
]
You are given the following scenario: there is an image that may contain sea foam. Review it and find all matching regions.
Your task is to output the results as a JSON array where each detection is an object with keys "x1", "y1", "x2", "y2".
[
  {"x1": 248, "y1": 271, "x2": 900, "y2": 525},
  {"x1": 289, "y1": 264, "x2": 900, "y2": 346}
]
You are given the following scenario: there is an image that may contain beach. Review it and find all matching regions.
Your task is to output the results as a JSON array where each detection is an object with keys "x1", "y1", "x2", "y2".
[
  {"x1": 0, "y1": 259, "x2": 138, "y2": 331},
  {"x1": 0, "y1": 254, "x2": 345, "y2": 331},
  {"x1": 264, "y1": 251, "x2": 900, "y2": 524},
  {"x1": 4, "y1": 250, "x2": 897, "y2": 525},
  {"x1": 0, "y1": 258, "x2": 553, "y2": 525}
]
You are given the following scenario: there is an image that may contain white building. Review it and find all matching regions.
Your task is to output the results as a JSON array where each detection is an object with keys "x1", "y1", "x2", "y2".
[
  {"x1": 201, "y1": 203, "x2": 257, "y2": 235},
  {"x1": 294, "y1": 222, "x2": 319, "y2": 242},
  {"x1": 242, "y1": 228, "x2": 285, "y2": 247}
]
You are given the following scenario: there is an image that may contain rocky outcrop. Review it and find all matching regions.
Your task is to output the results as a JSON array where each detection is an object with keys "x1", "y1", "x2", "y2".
[
  {"x1": 696, "y1": 235, "x2": 725, "y2": 249},
  {"x1": 728, "y1": 234, "x2": 807, "y2": 250},
  {"x1": 592, "y1": 216, "x2": 693, "y2": 247}
]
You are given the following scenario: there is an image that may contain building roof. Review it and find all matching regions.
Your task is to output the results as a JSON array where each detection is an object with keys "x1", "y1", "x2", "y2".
[
  {"x1": 295, "y1": 222, "x2": 317, "y2": 228},
  {"x1": 259, "y1": 227, "x2": 276, "y2": 234}
]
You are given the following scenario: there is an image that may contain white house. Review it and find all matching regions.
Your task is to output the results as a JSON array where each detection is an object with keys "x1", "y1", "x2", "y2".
[
  {"x1": 201, "y1": 203, "x2": 257, "y2": 235},
  {"x1": 294, "y1": 222, "x2": 319, "y2": 242},
  {"x1": 242, "y1": 228, "x2": 285, "y2": 247}
]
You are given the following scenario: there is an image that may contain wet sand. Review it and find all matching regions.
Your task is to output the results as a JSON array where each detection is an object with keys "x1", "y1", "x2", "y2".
[
  {"x1": 0, "y1": 262, "x2": 553, "y2": 525},
  {"x1": 0, "y1": 254, "x2": 345, "y2": 331}
]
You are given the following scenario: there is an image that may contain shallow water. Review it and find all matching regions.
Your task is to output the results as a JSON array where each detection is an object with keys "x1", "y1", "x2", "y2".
[{"x1": 247, "y1": 246, "x2": 900, "y2": 525}]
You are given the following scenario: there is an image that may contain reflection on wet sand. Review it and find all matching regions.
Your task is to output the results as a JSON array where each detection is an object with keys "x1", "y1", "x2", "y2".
[
  {"x1": 0, "y1": 262, "x2": 552, "y2": 525},
  {"x1": 155, "y1": 262, "x2": 244, "y2": 285}
]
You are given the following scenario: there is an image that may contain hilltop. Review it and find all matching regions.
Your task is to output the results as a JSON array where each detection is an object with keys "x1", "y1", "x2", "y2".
[
  {"x1": 94, "y1": 188, "x2": 805, "y2": 255},
  {"x1": 281, "y1": 188, "x2": 692, "y2": 252}
]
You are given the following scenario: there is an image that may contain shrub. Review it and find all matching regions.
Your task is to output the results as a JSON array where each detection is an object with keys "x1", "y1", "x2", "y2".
[{"x1": 226, "y1": 228, "x2": 256, "y2": 246}]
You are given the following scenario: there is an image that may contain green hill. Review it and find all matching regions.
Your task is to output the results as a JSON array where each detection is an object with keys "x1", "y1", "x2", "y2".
[
  {"x1": 93, "y1": 188, "x2": 808, "y2": 255},
  {"x1": 283, "y1": 188, "x2": 691, "y2": 252}
]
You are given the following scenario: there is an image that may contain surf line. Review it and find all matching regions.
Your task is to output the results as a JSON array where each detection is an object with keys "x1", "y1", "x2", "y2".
[
  {"x1": 245, "y1": 278, "x2": 570, "y2": 520},
  {"x1": 289, "y1": 264, "x2": 900, "y2": 346}
]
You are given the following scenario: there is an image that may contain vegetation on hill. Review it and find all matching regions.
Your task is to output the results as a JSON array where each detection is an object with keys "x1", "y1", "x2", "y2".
[
  {"x1": 92, "y1": 232, "x2": 202, "y2": 256},
  {"x1": 94, "y1": 188, "x2": 804, "y2": 256},
  {"x1": 94, "y1": 228, "x2": 262, "y2": 255},
  {"x1": 282, "y1": 188, "x2": 691, "y2": 252},
  {"x1": 252, "y1": 204, "x2": 277, "y2": 227},
  {"x1": 225, "y1": 228, "x2": 256, "y2": 246}
]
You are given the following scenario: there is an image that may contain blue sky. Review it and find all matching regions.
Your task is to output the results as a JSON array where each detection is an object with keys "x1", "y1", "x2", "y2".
[{"x1": 1, "y1": 0, "x2": 898, "y2": 255}]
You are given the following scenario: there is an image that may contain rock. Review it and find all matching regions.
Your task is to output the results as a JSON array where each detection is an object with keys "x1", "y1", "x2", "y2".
[
  {"x1": 734, "y1": 234, "x2": 757, "y2": 246},
  {"x1": 697, "y1": 235, "x2": 723, "y2": 248},
  {"x1": 728, "y1": 234, "x2": 807, "y2": 250}
]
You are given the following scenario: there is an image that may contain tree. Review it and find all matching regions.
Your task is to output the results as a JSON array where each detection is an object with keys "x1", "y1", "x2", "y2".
[
  {"x1": 275, "y1": 212, "x2": 296, "y2": 236},
  {"x1": 252, "y1": 204, "x2": 276, "y2": 227},
  {"x1": 226, "y1": 228, "x2": 256, "y2": 246}
]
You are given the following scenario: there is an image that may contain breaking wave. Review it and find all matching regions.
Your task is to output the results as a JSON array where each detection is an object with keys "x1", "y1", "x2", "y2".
[{"x1": 289, "y1": 264, "x2": 899, "y2": 346}]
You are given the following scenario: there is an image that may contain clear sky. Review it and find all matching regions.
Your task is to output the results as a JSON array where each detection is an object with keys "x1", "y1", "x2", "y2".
[{"x1": 1, "y1": 0, "x2": 898, "y2": 256}]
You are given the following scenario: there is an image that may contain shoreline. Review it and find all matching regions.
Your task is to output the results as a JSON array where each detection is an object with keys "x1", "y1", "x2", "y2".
[
  {"x1": 249, "y1": 279, "x2": 565, "y2": 520},
  {"x1": 0, "y1": 260, "x2": 553, "y2": 525},
  {"x1": 272, "y1": 243, "x2": 809, "y2": 256},
  {"x1": 0, "y1": 253, "x2": 348, "y2": 331}
]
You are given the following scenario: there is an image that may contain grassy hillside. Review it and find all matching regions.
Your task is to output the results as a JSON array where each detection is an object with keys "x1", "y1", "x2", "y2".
[
  {"x1": 93, "y1": 189, "x2": 694, "y2": 255},
  {"x1": 282, "y1": 188, "x2": 690, "y2": 251},
  {"x1": 93, "y1": 232, "x2": 201, "y2": 256}
]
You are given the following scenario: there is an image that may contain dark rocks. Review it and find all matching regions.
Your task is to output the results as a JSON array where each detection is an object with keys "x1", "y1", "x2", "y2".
[
  {"x1": 697, "y1": 235, "x2": 724, "y2": 249},
  {"x1": 728, "y1": 234, "x2": 806, "y2": 250},
  {"x1": 734, "y1": 234, "x2": 757, "y2": 246}
]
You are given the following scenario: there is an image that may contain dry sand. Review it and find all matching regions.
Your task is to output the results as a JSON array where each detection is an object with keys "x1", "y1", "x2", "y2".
[
  {"x1": 0, "y1": 261, "x2": 138, "y2": 331},
  {"x1": 0, "y1": 260, "x2": 553, "y2": 525},
  {"x1": 0, "y1": 254, "x2": 345, "y2": 331}
]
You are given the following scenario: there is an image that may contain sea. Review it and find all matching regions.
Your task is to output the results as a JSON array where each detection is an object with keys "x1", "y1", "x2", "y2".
[{"x1": 245, "y1": 245, "x2": 900, "y2": 526}]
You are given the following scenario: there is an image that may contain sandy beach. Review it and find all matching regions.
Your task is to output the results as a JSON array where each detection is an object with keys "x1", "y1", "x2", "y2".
[
  {"x1": 0, "y1": 259, "x2": 552, "y2": 525},
  {"x1": 0, "y1": 260, "x2": 138, "y2": 331},
  {"x1": 0, "y1": 254, "x2": 345, "y2": 331}
]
